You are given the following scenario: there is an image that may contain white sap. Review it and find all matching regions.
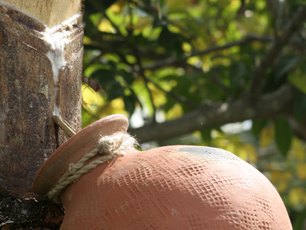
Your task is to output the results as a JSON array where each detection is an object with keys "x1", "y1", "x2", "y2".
[{"x1": 40, "y1": 13, "x2": 80, "y2": 116}]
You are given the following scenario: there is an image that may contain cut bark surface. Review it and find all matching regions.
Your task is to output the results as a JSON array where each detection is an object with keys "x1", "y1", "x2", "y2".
[
  {"x1": 0, "y1": 1, "x2": 83, "y2": 227},
  {"x1": 0, "y1": 2, "x2": 83, "y2": 227},
  {"x1": 0, "y1": 3, "x2": 83, "y2": 196}
]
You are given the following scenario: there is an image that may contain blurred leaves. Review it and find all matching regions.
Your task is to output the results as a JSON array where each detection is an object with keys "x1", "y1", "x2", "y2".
[
  {"x1": 252, "y1": 119, "x2": 268, "y2": 137},
  {"x1": 275, "y1": 116, "x2": 293, "y2": 156},
  {"x1": 259, "y1": 124, "x2": 274, "y2": 148},
  {"x1": 157, "y1": 26, "x2": 184, "y2": 57},
  {"x1": 82, "y1": 0, "x2": 306, "y2": 227},
  {"x1": 293, "y1": 89, "x2": 306, "y2": 122}
]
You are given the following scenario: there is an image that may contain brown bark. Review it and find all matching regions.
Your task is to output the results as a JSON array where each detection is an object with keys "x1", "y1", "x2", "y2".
[
  {"x1": 129, "y1": 85, "x2": 294, "y2": 143},
  {"x1": 0, "y1": 1, "x2": 83, "y2": 228}
]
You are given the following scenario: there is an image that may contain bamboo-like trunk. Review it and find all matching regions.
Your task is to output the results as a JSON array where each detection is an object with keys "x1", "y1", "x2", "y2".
[{"x1": 0, "y1": 0, "x2": 83, "y2": 227}]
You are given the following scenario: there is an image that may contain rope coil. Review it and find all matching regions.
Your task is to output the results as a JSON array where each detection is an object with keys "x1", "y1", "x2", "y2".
[{"x1": 48, "y1": 132, "x2": 138, "y2": 203}]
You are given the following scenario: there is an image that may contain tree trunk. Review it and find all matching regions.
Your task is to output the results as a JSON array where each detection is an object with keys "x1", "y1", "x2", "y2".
[{"x1": 0, "y1": 0, "x2": 83, "y2": 228}]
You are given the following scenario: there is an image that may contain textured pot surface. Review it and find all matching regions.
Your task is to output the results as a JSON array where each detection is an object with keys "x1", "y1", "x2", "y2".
[
  {"x1": 60, "y1": 145, "x2": 292, "y2": 230},
  {"x1": 33, "y1": 114, "x2": 292, "y2": 230},
  {"x1": 32, "y1": 114, "x2": 129, "y2": 195}
]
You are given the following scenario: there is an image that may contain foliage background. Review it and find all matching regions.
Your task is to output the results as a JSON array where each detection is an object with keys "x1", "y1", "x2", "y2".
[{"x1": 82, "y1": 0, "x2": 306, "y2": 228}]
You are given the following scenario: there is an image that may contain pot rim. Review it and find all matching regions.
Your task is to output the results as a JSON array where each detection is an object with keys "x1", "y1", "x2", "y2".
[{"x1": 32, "y1": 114, "x2": 129, "y2": 195}]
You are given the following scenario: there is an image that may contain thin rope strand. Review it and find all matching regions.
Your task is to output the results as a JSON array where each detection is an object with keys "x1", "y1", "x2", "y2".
[{"x1": 48, "y1": 132, "x2": 138, "y2": 203}]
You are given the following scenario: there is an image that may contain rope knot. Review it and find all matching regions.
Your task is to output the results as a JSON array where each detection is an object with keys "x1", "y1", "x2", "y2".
[
  {"x1": 97, "y1": 133, "x2": 136, "y2": 157},
  {"x1": 48, "y1": 132, "x2": 138, "y2": 203}
]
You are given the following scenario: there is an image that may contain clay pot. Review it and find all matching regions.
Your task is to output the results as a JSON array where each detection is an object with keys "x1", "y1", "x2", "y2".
[{"x1": 32, "y1": 114, "x2": 292, "y2": 230}]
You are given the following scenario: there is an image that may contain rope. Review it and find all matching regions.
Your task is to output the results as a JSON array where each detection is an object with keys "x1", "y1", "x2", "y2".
[{"x1": 48, "y1": 132, "x2": 138, "y2": 203}]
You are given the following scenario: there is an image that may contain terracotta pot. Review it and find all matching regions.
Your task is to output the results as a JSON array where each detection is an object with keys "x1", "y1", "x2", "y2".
[{"x1": 32, "y1": 114, "x2": 292, "y2": 230}]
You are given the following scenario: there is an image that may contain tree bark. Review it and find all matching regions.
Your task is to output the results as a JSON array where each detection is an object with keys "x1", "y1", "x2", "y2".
[
  {"x1": 0, "y1": 0, "x2": 83, "y2": 228},
  {"x1": 129, "y1": 85, "x2": 294, "y2": 143}
]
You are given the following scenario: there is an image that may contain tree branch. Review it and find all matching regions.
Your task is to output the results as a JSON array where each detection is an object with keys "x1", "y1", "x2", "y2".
[
  {"x1": 194, "y1": 34, "x2": 272, "y2": 56},
  {"x1": 113, "y1": 43, "x2": 198, "y2": 110},
  {"x1": 141, "y1": 73, "x2": 157, "y2": 123},
  {"x1": 128, "y1": 0, "x2": 194, "y2": 40},
  {"x1": 248, "y1": 5, "x2": 306, "y2": 101},
  {"x1": 86, "y1": 0, "x2": 158, "y2": 122},
  {"x1": 210, "y1": 67, "x2": 234, "y2": 100},
  {"x1": 83, "y1": 52, "x2": 104, "y2": 70},
  {"x1": 129, "y1": 84, "x2": 293, "y2": 143},
  {"x1": 147, "y1": 79, "x2": 198, "y2": 109},
  {"x1": 143, "y1": 34, "x2": 272, "y2": 70}
]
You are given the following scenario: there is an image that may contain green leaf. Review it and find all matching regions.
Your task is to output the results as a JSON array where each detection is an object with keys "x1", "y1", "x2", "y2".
[
  {"x1": 118, "y1": 70, "x2": 135, "y2": 85},
  {"x1": 89, "y1": 13, "x2": 103, "y2": 27},
  {"x1": 252, "y1": 119, "x2": 268, "y2": 137},
  {"x1": 214, "y1": 127, "x2": 224, "y2": 134},
  {"x1": 229, "y1": 63, "x2": 248, "y2": 97},
  {"x1": 107, "y1": 83, "x2": 125, "y2": 101},
  {"x1": 81, "y1": 108, "x2": 96, "y2": 128},
  {"x1": 91, "y1": 69, "x2": 116, "y2": 87},
  {"x1": 274, "y1": 116, "x2": 293, "y2": 157},
  {"x1": 123, "y1": 87, "x2": 141, "y2": 116},
  {"x1": 292, "y1": 207, "x2": 306, "y2": 230},
  {"x1": 276, "y1": 56, "x2": 300, "y2": 79},
  {"x1": 157, "y1": 26, "x2": 183, "y2": 57},
  {"x1": 293, "y1": 90, "x2": 306, "y2": 122},
  {"x1": 201, "y1": 129, "x2": 212, "y2": 143},
  {"x1": 142, "y1": 0, "x2": 151, "y2": 6},
  {"x1": 83, "y1": 14, "x2": 100, "y2": 37},
  {"x1": 164, "y1": 97, "x2": 176, "y2": 112},
  {"x1": 124, "y1": 95, "x2": 136, "y2": 115},
  {"x1": 288, "y1": 67, "x2": 306, "y2": 93},
  {"x1": 129, "y1": 87, "x2": 142, "y2": 109}
]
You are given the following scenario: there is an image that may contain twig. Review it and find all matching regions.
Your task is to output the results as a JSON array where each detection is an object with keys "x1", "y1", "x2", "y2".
[
  {"x1": 83, "y1": 52, "x2": 104, "y2": 70},
  {"x1": 82, "y1": 98, "x2": 100, "y2": 119},
  {"x1": 182, "y1": 64, "x2": 234, "y2": 101},
  {"x1": 148, "y1": 79, "x2": 198, "y2": 109},
  {"x1": 114, "y1": 45, "x2": 197, "y2": 110},
  {"x1": 133, "y1": 51, "x2": 157, "y2": 123},
  {"x1": 248, "y1": 5, "x2": 306, "y2": 101},
  {"x1": 211, "y1": 67, "x2": 233, "y2": 100},
  {"x1": 275, "y1": 0, "x2": 285, "y2": 38},
  {"x1": 117, "y1": 41, "x2": 157, "y2": 122},
  {"x1": 87, "y1": 0, "x2": 122, "y2": 35},
  {"x1": 237, "y1": 0, "x2": 245, "y2": 16},
  {"x1": 141, "y1": 74, "x2": 157, "y2": 123},
  {"x1": 52, "y1": 115, "x2": 76, "y2": 137},
  {"x1": 196, "y1": 35, "x2": 271, "y2": 56},
  {"x1": 88, "y1": 1, "x2": 158, "y2": 123},
  {"x1": 82, "y1": 75, "x2": 102, "y2": 92},
  {"x1": 143, "y1": 34, "x2": 272, "y2": 70},
  {"x1": 127, "y1": 3, "x2": 134, "y2": 37},
  {"x1": 128, "y1": 0, "x2": 193, "y2": 40}
]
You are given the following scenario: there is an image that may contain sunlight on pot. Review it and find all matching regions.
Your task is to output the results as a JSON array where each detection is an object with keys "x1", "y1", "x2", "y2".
[{"x1": 32, "y1": 114, "x2": 292, "y2": 230}]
